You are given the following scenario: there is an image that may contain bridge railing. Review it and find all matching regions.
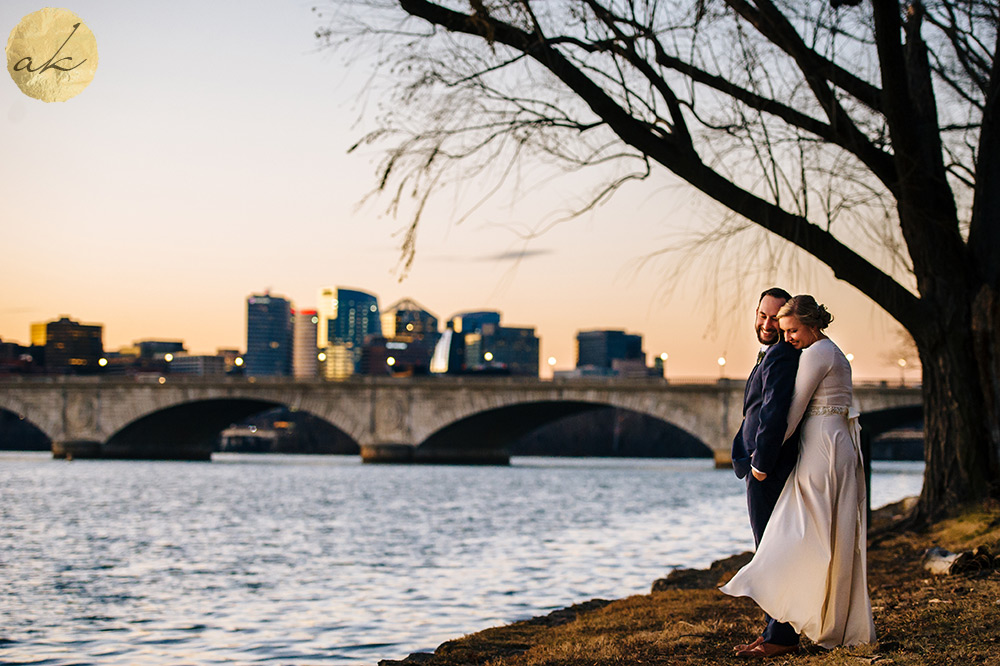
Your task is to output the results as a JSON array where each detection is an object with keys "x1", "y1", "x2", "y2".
[{"x1": 0, "y1": 373, "x2": 920, "y2": 389}]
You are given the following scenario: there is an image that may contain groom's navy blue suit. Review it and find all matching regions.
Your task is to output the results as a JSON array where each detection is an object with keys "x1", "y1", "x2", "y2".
[{"x1": 732, "y1": 339, "x2": 801, "y2": 646}]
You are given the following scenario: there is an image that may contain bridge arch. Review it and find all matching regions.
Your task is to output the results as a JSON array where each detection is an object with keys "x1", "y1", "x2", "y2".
[
  {"x1": 510, "y1": 405, "x2": 713, "y2": 458},
  {"x1": 412, "y1": 400, "x2": 605, "y2": 463},
  {"x1": 218, "y1": 406, "x2": 361, "y2": 455},
  {"x1": 7, "y1": 381, "x2": 374, "y2": 460},
  {"x1": 859, "y1": 404, "x2": 923, "y2": 463},
  {"x1": 0, "y1": 391, "x2": 59, "y2": 443},
  {"x1": 417, "y1": 400, "x2": 713, "y2": 463},
  {"x1": 858, "y1": 405, "x2": 923, "y2": 440},
  {"x1": 370, "y1": 393, "x2": 714, "y2": 463},
  {"x1": 0, "y1": 407, "x2": 52, "y2": 451},
  {"x1": 102, "y1": 397, "x2": 284, "y2": 460},
  {"x1": 101, "y1": 398, "x2": 364, "y2": 460}
]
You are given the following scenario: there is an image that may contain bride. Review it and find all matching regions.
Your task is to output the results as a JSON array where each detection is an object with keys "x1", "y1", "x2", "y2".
[{"x1": 721, "y1": 295, "x2": 876, "y2": 651}]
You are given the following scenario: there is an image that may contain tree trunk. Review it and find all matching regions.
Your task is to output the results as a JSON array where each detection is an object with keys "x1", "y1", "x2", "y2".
[
  {"x1": 917, "y1": 298, "x2": 1000, "y2": 521},
  {"x1": 972, "y1": 284, "x2": 1000, "y2": 480}
]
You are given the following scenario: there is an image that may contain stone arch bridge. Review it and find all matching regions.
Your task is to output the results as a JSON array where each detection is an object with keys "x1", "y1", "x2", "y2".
[{"x1": 0, "y1": 377, "x2": 922, "y2": 464}]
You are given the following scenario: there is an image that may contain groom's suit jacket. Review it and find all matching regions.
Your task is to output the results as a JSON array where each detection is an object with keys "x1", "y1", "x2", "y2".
[{"x1": 732, "y1": 339, "x2": 801, "y2": 545}]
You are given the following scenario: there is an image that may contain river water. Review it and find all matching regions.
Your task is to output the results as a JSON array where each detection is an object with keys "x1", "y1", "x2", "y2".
[{"x1": 0, "y1": 453, "x2": 922, "y2": 665}]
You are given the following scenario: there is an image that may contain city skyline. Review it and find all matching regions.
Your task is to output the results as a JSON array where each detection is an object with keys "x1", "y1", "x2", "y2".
[
  {"x1": 6, "y1": 284, "x2": 917, "y2": 382},
  {"x1": 0, "y1": 1, "x2": 918, "y2": 382}
]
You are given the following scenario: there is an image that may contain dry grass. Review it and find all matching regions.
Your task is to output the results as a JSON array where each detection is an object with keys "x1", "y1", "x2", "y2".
[{"x1": 381, "y1": 499, "x2": 1000, "y2": 666}]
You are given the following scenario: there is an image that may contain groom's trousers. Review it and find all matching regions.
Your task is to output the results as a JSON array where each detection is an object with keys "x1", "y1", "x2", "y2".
[{"x1": 748, "y1": 474, "x2": 800, "y2": 647}]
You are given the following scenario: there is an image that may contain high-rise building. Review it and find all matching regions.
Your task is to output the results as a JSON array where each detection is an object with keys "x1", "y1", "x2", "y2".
[
  {"x1": 576, "y1": 330, "x2": 645, "y2": 371},
  {"x1": 33, "y1": 316, "x2": 104, "y2": 374},
  {"x1": 452, "y1": 311, "x2": 501, "y2": 335},
  {"x1": 367, "y1": 298, "x2": 440, "y2": 376},
  {"x1": 317, "y1": 287, "x2": 337, "y2": 349},
  {"x1": 293, "y1": 309, "x2": 319, "y2": 378},
  {"x1": 430, "y1": 326, "x2": 459, "y2": 374},
  {"x1": 381, "y1": 298, "x2": 439, "y2": 341},
  {"x1": 245, "y1": 292, "x2": 293, "y2": 376},
  {"x1": 329, "y1": 288, "x2": 381, "y2": 346},
  {"x1": 29, "y1": 323, "x2": 47, "y2": 347},
  {"x1": 431, "y1": 311, "x2": 538, "y2": 376},
  {"x1": 465, "y1": 322, "x2": 540, "y2": 376},
  {"x1": 360, "y1": 335, "x2": 437, "y2": 375},
  {"x1": 318, "y1": 287, "x2": 381, "y2": 374},
  {"x1": 320, "y1": 343, "x2": 355, "y2": 380}
]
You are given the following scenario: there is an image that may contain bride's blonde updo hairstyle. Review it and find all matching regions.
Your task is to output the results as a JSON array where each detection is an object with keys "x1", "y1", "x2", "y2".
[{"x1": 777, "y1": 295, "x2": 833, "y2": 330}]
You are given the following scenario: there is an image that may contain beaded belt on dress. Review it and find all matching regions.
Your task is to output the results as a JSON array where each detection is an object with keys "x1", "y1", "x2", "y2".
[{"x1": 806, "y1": 405, "x2": 849, "y2": 416}]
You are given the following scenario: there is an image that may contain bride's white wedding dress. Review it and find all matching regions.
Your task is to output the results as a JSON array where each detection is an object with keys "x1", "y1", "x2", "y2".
[{"x1": 720, "y1": 338, "x2": 876, "y2": 648}]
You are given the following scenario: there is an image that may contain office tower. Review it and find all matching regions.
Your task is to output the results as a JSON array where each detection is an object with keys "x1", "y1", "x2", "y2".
[
  {"x1": 453, "y1": 311, "x2": 501, "y2": 335},
  {"x1": 576, "y1": 330, "x2": 645, "y2": 370},
  {"x1": 321, "y1": 343, "x2": 355, "y2": 380},
  {"x1": 360, "y1": 335, "x2": 437, "y2": 375},
  {"x1": 318, "y1": 287, "x2": 381, "y2": 374},
  {"x1": 430, "y1": 325, "x2": 459, "y2": 374},
  {"x1": 317, "y1": 287, "x2": 337, "y2": 349},
  {"x1": 329, "y1": 288, "x2": 381, "y2": 346},
  {"x1": 245, "y1": 292, "x2": 293, "y2": 376},
  {"x1": 33, "y1": 316, "x2": 104, "y2": 373},
  {"x1": 29, "y1": 323, "x2": 47, "y2": 347},
  {"x1": 293, "y1": 309, "x2": 319, "y2": 378},
  {"x1": 381, "y1": 298, "x2": 439, "y2": 341},
  {"x1": 464, "y1": 322, "x2": 540, "y2": 376}
]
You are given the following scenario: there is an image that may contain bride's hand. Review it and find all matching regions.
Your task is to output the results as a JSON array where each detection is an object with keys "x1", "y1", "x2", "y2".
[{"x1": 752, "y1": 468, "x2": 768, "y2": 481}]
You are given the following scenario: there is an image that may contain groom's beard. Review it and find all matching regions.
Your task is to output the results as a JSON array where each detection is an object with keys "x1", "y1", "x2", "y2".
[{"x1": 756, "y1": 325, "x2": 780, "y2": 346}]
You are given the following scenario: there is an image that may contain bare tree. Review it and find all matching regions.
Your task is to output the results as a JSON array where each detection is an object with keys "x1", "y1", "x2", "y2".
[{"x1": 317, "y1": 0, "x2": 1000, "y2": 520}]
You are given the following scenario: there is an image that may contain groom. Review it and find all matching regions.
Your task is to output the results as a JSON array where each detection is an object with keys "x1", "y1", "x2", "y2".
[{"x1": 730, "y1": 287, "x2": 801, "y2": 658}]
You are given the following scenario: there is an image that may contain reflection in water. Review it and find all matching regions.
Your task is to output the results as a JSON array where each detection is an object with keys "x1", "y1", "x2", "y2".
[{"x1": 0, "y1": 454, "x2": 923, "y2": 664}]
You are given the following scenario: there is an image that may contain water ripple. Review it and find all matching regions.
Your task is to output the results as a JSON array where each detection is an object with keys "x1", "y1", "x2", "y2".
[{"x1": 0, "y1": 453, "x2": 922, "y2": 665}]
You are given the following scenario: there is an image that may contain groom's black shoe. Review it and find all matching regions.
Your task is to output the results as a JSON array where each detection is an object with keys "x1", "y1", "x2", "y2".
[
  {"x1": 735, "y1": 642, "x2": 799, "y2": 658},
  {"x1": 733, "y1": 636, "x2": 764, "y2": 653}
]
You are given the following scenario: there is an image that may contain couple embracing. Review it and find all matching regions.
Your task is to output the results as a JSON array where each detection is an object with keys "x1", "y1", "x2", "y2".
[{"x1": 719, "y1": 288, "x2": 876, "y2": 658}]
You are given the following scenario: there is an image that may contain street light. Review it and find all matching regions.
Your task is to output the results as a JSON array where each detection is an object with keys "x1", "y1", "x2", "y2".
[
  {"x1": 897, "y1": 358, "x2": 907, "y2": 386},
  {"x1": 717, "y1": 356, "x2": 727, "y2": 378},
  {"x1": 484, "y1": 352, "x2": 494, "y2": 362},
  {"x1": 387, "y1": 356, "x2": 396, "y2": 367},
  {"x1": 659, "y1": 352, "x2": 669, "y2": 380},
  {"x1": 846, "y1": 353, "x2": 854, "y2": 363}
]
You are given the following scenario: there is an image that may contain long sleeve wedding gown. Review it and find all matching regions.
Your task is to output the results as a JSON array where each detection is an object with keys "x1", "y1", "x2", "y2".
[{"x1": 720, "y1": 338, "x2": 876, "y2": 648}]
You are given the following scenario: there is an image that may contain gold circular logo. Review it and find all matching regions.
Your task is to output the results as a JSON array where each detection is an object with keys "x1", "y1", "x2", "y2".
[{"x1": 6, "y1": 8, "x2": 98, "y2": 103}]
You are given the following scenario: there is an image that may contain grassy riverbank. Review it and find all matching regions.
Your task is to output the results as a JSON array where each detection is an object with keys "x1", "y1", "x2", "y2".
[{"x1": 382, "y1": 499, "x2": 1000, "y2": 665}]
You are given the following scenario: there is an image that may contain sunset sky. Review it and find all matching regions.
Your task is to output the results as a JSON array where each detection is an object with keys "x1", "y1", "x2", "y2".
[{"x1": 0, "y1": 1, "x2": 920, "y2": 382}]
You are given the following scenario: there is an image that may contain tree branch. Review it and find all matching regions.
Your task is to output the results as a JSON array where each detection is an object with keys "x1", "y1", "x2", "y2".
[
  {"x1": 725, "y1": 0, "x2": 897, "y2": 194},
  {"x1": 726, "y1": 0, "x2": 884, "y2": 111},
  {"x1": 395, "y1": 0, "x2": 921, "y2": 326},
  {"x1": 968, "y1": 26, "x2": 1000, "y2": 286}
]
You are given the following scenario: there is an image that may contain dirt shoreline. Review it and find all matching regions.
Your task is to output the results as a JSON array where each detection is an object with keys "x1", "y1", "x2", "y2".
[{"x1": 378, "y1": 498, "x2": 1000, "y2": 666}]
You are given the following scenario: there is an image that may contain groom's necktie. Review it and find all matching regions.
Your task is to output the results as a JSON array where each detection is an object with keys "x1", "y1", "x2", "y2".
[{"x1": 756, "y1": 349, "x2": 766, "y2": 366}]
